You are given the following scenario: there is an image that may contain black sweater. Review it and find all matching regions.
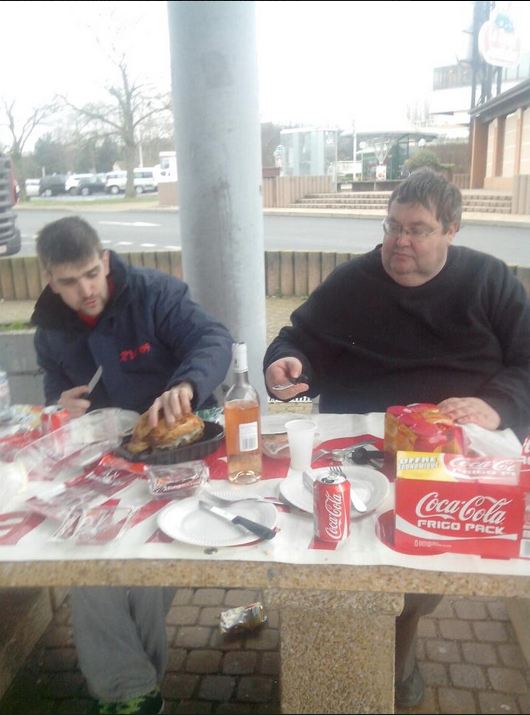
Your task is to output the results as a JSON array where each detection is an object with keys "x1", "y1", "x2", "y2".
[{"x1": 264, "y1": 246, "x2": 530, "y2": 437}]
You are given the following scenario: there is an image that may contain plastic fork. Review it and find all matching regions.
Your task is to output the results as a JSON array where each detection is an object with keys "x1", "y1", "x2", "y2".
[
  {"x1": 328, "y1": 465, "x2": 368, "y2": 513},
  {"x1": 271, "y1": 374, "x2": 309, "y2": 391}
]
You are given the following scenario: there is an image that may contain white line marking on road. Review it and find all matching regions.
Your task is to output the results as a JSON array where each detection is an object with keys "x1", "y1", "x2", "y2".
[
  {"x1": 115, "y1": 241, "x2": 134, "y2": 246},
  {"x1": 98, "y1": 221, "x2": 159, "y2": 227},
  {"x1": 140, "y1": 243, "x2": 157, "y2": 247}
]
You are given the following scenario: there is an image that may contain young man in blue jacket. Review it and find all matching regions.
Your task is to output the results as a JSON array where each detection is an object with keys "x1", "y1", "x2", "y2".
[{"x1": 32, "y1": 216, "x2": 233, "y2": 715}]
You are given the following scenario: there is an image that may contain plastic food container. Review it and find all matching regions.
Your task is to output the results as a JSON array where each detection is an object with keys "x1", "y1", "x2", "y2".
[
  {"x1": 147, "y1": 460, "x2": 208, "y2": 498},
  {"x1": 16, "y1": 410, "x2": 125, "y2": 481}
]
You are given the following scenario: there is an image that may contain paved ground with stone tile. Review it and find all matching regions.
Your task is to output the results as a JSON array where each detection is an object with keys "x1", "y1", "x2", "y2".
[
  {"x1": 1, "y1": 591, "x2": 530, "y2": 714},
  {"x1": 1, "y1": 297, "x2": 530, "y2": 713}
]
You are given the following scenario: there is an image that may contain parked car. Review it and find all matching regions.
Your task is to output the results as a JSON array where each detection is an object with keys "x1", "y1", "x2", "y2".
[
  {"x1": 105, "y1": 168, "x2": 158, "y2": 195},
  {"x1": 0, "y1": 151, "x2": 21, "y2": 255},
  {"x1": 65, "y1": 173, "x2": 106, "y2": 196},
  {"x1": 25, "y1": 179, "x2": 41, "y2": 198},
  {"x1": 39, "y1": 174, "x2": 67, "y2": 197}
]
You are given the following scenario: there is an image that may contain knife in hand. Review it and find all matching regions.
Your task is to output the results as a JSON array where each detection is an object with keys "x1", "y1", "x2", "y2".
[
  {"x1": 87, "y1": 365, "x2": 103, "y2": 394},
  {"x1": 198, "y1": 500, "x2": 276, "y2": 540}
]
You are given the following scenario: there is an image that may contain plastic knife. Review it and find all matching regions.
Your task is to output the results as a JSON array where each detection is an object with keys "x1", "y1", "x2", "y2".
[
  {"x1": 87, "y1": 365, "x2": 103, "y2": 394},
  {"x1": 198, "y1": 500, "x2": 276, "y2": 540}
]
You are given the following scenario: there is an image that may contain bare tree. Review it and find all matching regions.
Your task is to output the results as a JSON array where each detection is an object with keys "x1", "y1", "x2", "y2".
[
  {"x1": 60, "y1": 55, "x2": 171, "y2": 198},
  {"x1": 1, "y1": 100, "x2": 57, "y2": 200}
]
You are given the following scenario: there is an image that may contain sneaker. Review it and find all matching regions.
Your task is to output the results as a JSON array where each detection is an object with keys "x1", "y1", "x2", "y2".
[
  {"x1": 95, "y1": 688, "x2": 164, "y2": 714},
  {"x1": 395, "y1": 662, "x2": 425, "y2": 709}
]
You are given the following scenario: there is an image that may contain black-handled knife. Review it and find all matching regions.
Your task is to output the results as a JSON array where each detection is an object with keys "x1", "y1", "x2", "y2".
[{"x1": 198, "y1": 500, "x2": 276, "y2": 540}]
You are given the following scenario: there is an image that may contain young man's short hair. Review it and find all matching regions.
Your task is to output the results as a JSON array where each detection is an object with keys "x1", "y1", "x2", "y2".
[
  {"x1": 388, "y1": 168, "x2": 462, "y2": 231},
  {"x1": 37, "y1": 216, "x2": 103, "y2": 271}
]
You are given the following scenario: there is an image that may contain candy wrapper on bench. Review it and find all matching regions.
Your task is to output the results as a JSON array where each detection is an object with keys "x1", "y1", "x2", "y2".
[{"x1": 394, "y1": 424, "x2": 530, "y2": 559}]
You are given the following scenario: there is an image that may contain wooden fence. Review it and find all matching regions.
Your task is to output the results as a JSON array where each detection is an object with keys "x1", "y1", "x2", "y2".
[
  {"x1": 2, "y1": 251, "x2": 530, "y2": 302},
  {"x1": 157, "y1": 176, "x2": 335, "y2": 209},
  {"x1": 262, "y1": 175, "x2": 333, "y2": 208}
]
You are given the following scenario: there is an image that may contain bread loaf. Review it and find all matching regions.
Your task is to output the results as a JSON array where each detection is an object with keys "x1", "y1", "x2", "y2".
[{"x1": 127, "y1": 411, "x2": 205, "y2": 454}]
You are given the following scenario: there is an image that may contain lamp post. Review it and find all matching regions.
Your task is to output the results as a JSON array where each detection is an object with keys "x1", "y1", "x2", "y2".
[{"x1": 352, "y1": 119, "x2": 357, "y2": 180}]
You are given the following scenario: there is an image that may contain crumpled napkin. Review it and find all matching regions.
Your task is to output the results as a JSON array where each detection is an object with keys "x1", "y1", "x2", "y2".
[{"x1": 461, "y1": 423, "x2": 522, "y2": 458}]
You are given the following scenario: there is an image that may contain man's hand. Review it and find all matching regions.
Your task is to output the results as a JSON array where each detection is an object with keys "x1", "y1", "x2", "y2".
[
  {"x1": 58, "y1": 385, "x2": 91, "y2": 418},
  {"x1": 437, "y1": 397, "x2": 501, "y2": 430},
  {"x1": 148, "y1": 381, "x2": 194, "y2": 428},
  {"x1": 265, "y1": 357, "x2": 309, "y2": 400}
]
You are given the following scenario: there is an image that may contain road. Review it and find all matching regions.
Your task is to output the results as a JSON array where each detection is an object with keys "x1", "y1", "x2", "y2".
[{"x1": 14, "y1": 207, "x2": 530, "y2": 266}]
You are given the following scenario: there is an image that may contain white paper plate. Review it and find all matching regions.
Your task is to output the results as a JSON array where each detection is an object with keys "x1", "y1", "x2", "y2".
[
  {"x1": 157, "y1": 497, "x2": 278, "y2": 547},
  {"x1": 202, "y1": 481, "x2": 273, "y2": 502},
  {"x1": 279, "y1": 466, "x2": 389, "y2": 516}
]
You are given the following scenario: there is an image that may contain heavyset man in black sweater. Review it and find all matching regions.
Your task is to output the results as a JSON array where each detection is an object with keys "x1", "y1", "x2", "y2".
[{"x1": 263, "y1": 168, "x2": 530, "y2": 708}]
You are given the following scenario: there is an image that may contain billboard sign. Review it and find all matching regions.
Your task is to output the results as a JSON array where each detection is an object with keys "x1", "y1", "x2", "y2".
[{"x1": 478, "y1": 6, "x2": 521, "y2": 68}]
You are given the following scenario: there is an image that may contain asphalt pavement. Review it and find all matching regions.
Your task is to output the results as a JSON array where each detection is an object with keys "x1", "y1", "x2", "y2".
[{"x1": 13, "y1": 200, "x2": 530, "y2": 265}]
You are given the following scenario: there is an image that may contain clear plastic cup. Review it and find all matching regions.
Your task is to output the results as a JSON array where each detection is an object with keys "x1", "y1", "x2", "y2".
[{"x1": 285, "y1": 419, "x2": 317, "y2": 471}]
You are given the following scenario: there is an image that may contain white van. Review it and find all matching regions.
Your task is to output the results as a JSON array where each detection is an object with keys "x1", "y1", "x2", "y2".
[{"x1": 105, "y1": 168, "x2": 157, "y2": 195}]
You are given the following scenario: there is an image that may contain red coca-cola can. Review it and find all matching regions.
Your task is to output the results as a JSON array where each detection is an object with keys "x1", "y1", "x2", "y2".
[
  {"x1": 313, "y1": 472, "x2": 351, "y2": 542},
  {"x1": 41, "y1": 405, "x2": 71, "y2": 434}
]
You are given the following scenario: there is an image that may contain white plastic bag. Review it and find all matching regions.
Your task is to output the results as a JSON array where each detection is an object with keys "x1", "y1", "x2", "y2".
[{"x1": 0, "y1": 460, "x2": 27, "y2": 510}]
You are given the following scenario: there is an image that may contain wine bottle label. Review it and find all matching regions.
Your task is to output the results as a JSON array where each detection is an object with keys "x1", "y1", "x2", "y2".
[{"x1": 238, "y1": 421, "x2": 258, "y2": 452}]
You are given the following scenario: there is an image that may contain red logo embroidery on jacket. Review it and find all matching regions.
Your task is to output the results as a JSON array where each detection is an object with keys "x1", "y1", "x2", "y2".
[{"x1": 119, "y1": 342, "x2": 152, "y2": 362}]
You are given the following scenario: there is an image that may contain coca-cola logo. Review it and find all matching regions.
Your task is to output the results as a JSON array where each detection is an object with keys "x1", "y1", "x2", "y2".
[
  {"x1": 446, "y1": 456, "x2": 520, "y2": 476},
  {"x1": 324, "y1": 492, "x2": 345, "y2": 538},
  {"x1": 416, "y1": 492, "x2": 511, "y2": 525}
]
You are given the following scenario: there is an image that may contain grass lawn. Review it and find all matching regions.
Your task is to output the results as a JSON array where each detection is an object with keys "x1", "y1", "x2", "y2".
[{"x1": 16, "y1": 194, "x2": 163, "y2": 211}]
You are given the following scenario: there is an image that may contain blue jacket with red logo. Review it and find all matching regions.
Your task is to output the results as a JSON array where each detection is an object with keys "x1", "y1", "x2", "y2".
[{"x1": 31, "y1": 251, "x2": 233, "y2": 412}]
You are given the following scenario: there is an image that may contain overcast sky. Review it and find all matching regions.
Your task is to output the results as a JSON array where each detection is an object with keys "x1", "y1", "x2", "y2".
[{"x1": 2, "y1": 1, "x2": 530, "y2": 148}]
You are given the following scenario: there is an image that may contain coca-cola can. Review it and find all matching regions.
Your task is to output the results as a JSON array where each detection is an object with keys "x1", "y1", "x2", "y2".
[
  {"x1": 41, "y1": 405, "x2": 71, "y2": 434},
  {"x1": 313, "y1": 472, "x2": 351, "y2": 542}
]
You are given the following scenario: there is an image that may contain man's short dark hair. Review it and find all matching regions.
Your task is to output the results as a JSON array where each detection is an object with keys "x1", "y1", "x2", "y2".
[
  {"x1": 388, "y1": 168, "x2": 462, "y2": 231},
  {"x1": 36, "y1": 216, "x2": 103, "y2": 270}
]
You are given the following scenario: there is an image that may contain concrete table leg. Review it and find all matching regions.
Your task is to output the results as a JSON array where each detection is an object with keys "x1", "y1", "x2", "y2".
[{"x1": 264, "y1": 589, "x2": 404, "y2": 714}]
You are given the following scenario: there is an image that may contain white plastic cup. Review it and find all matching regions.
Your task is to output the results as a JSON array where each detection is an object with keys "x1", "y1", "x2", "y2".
[{"x1": 285, "y1": 419, "x2": 317, "y2": 471}]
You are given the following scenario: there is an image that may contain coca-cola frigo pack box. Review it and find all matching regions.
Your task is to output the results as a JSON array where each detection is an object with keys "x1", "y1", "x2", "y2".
[{"x1": 394, "y1": 450, "x2": 530, "y2": 559}]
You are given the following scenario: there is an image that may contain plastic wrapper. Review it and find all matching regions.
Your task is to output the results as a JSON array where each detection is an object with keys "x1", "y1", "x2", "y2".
[
  {"x1": 196, "y1": 406, "x2": 224, "y2": 425},
  {"x1": 0, "y1": 406, "x2": 44, "y2": 462},
  {"x1": 78, "y1": 454, "x2": 143, "y2": 495},
  {"x1": 219, "y1": 602, "x2": 268, "y2": 635},
  {"x1": 146, "y1": 460, "x2": 208, "y2": 498},
  {"x1": 0, "y1": 460, "x2": 28, "y2": 509},
  {"x1": 50, "y1": 502, "x2": 136, "y2": 544},
  {"x1": 25, "y1": 483, "x2": 96, "y2": 521},
  {"x1": 15, "y1": 411, "x2": 124, "y2": 481},
  {"x1": 262, "y1": 432, "x2": 290, "y2": 460},
  {"x1": 384, "y1": 403, "x2": 466, "y2": 465}
]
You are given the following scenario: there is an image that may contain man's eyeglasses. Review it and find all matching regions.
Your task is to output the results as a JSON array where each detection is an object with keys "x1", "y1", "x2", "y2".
[{"x1": 382, "y1": 218, "x2": 439, "y2": 241}]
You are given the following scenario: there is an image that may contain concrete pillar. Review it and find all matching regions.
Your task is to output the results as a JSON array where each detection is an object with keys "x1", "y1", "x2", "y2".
[
  {"x1": 167, "y1": 1, "x2": 267, "y2": 404},
  {"x1": 469, "y1": 118, "x2": 488, "y2": 189},
  {"x1": 514, "y1": 108, "x2": 524, "y2": 176},
  {"x1": 492, "y1": 117, "x2": 506, "y2": 178},
  {"x1": 264, "y1": 588, "x2": 404, "y2": 713}
]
